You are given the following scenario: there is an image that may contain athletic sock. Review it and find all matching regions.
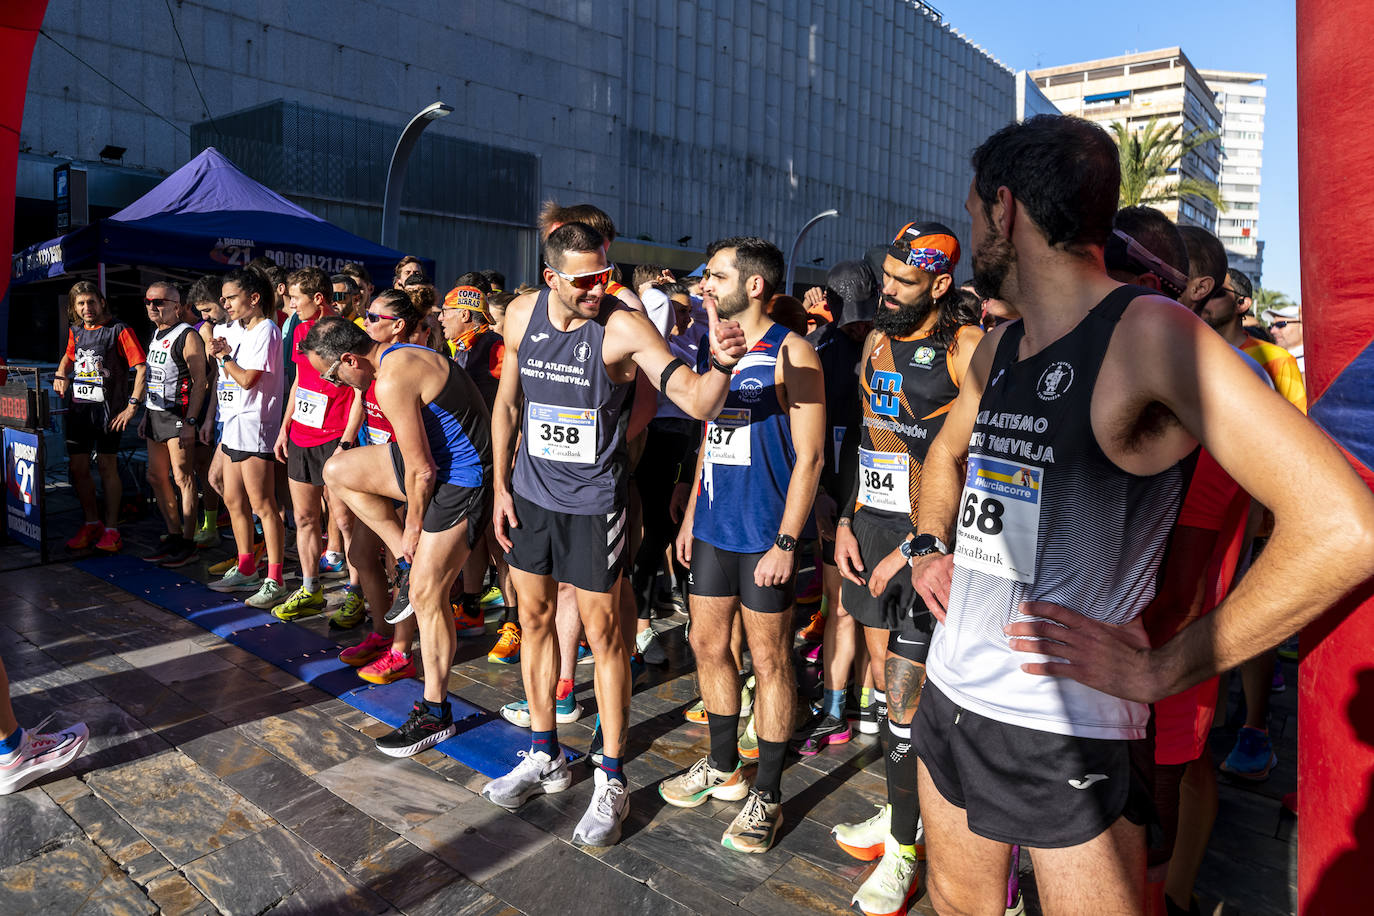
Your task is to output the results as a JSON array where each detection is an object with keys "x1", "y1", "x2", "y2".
[
  {"x1": 755, "y1": 738, "x2": 786, "y2": 803},
  {"x1": 898, "y1": 843, "x2": 919, "y2": 859},
  {"x1": 201, "y1": 509, "x2": 215, "y2": 529},
  {"x1": 707, "y1": 711, "x2": 740, "y2": 773},
  {"x1": 556, "y1": 678, "x2": 574, "y2": 701},
  {"x1": 237, "y1": 553, "x2": 255, "y2": 575},
  {"x1": 597, "y1": 754, "x2": 624, "y2": 784},
  {"x1": 0, "y1": 726, "x2": 23, "y2": 758},
  {"x1": 302, "y1": 576, "x2": 317, "y2": 593},
  {"x1": 886, "y1": 719, "x2": 920, "y2": 846},
  {"x1": 531, "y1": 728, "x2": 557, "y2": 757},
  {"x1": 267, "y1": 563, "x2": 284, "y2": 585},
  {"x1": 823, "y1": 688, "x2": 845, "y2": 720},
  {"x1": 501, "y1": 604, "x2": 518, "y2": 625},
  {"x1": 422, "y1": 698, "x2": 451, "y2": 721}
]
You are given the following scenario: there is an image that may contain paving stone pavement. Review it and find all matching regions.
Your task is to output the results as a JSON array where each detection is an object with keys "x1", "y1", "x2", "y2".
[{"x1": 0, "y1": 518, "x2": 1297, "y2": 915}]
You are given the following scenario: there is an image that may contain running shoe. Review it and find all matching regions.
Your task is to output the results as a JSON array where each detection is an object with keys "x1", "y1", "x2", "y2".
[
  {"x1": 576, "y1": 642, "x2": 594, "y2": 664},
  {"x1": 795, "y1": 714, "x2": 852, "y2": 756},
  {"x1": 740, "y1": 674, "x2": 756, "y2": 717},
  {"x1": 271, "y1": 586, "x2": 324, "y2": 620},
  {"x1": 1220, "y1": 726, "x2": 1278, "y2": 781},
  {"x1": 1005, "y1": 844, "x2": 1024, "y2": 916},
  {"x1": 833, "y1": 804, "x2": 891, "y2": 861},
  {"x1": 1276, "y1": 637, "x2": 1300, "y2": 662},
  {"x1": 796, "y1": 570, "x2": 823, "y2": 604},
  {"x1": 797, "y1": 605, "x2": 826, "y2": 642},
  {"x1": 481, "y1": 749, "x2": 572, "y2": 809},
  {"x1": 452, "y1": 600, "x2": 485, "y2": 637},
  {"x1": 659, "y1": 756, "x2": 753, "y2": 808},
  {"x1": 857, "y1": 699, "x2": 881, "y2": 736},
  {"x1": 479, "y1": 585, "x2": 505, "y2": 607},
  {"x1": 636, "y1": 625, "x2": 668, "y2": 665},
  {"x1": 851, "y1": 840, "x2": 919, "y2": 916},
  {"x1": 94, "y1": 527, "x2": 122, "y2": 552},
  {"x1": 384, "y1": 562, "x2": 413, "y2": 624},
  {"x1": 159, "y1": 539, "x2": 199, "y2": 569},
  {"x1": 375, "y1": 700, "x2": 455, "y2": 757},
  {"x1": 245, "y1": 579, "x2": 288, "y2": 610},
  {"x1": 500, "y1": 694, "x2": 583, "y2": 727},
  {"x1": 802, "y1": 643, "x2": 822, "y2": 664},
  {"x1": 738, "y1": 715, "x2": 759, "y2": 761},
  {"x1": 358, "y1": 649, "x2": 416, "y2": 684},
  {"x1": 318, "y1": 552, "x2": 347, "y2": 579},
  {"x1": 65, "y1": 522, "x2": 103, "y2": 551},
  {"x1": 572, "y1": 767, "x2": 630, "y2": 847},
  {"x1": 721, "y1": 790, "x2": 782, "y2": 853},
  {"x1": 684, "y1": 699, "x2": 707, "y2": 724},
  {"x1": 487, "y1": 622, "x2": 521, "y2": 664},
  {"x1": 209, "y1": 568, "x2": 262, "y2": 593},
  {"x1": 329, "y1": 588, "x2": 367, "y2": 630},
  {"x1": 1271, "y1": 668, "x2": 1286, "y2": 694},
  {"x1": 146, "y1": 536, "x2": 180, "y2": 563},
  {"x1": 340, "y1": 631, "x2": 390, "y2": 667},
  {"x1": 209, "y1": 543, "x2": 263, "y2": 576},
  {"x1": 0, "y1": 717, "x2": 90, "y2": 795},
  {"x1": 193, "y1": 524, "x2": 220, "y2": 548}
]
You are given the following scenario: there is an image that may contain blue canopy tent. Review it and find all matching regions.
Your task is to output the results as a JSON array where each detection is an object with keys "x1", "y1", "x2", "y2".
[{"x1": 11, "y1": 147, "x2": 430, "y2": 290}]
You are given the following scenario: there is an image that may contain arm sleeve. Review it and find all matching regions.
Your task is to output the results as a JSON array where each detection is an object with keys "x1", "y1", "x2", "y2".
[
  {"x1": 642, "y1": 288, "x2": 675, "y2": 340},
  {"x1": 118, "y1": 327, "x2": 146, "y2": 366}
]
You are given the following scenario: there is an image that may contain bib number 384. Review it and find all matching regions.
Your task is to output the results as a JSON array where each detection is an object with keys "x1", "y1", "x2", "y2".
[{"x1": 953, "y1": 455, "x2": 1042, "y2": 584}]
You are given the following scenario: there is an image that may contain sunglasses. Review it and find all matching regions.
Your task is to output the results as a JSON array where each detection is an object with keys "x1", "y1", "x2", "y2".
[
  {"x1": 1106, "y1": 230, "x2": 1190, "y2": 297},
  {"x1": 365, "y1": 311, "x2": 402, "y2": 323},
  {"x1": 1271, "y1": 320, "x2": 1300, "y2": 329},
  {"x1": 320, "y1": 357, "x2": 344, "y2": 385},
  {"x1": 145, "y1": 297, "x2": 178, "y2": 307},
  {"x1": 545, "y1": 262, "x2": 612, "y2": 290}
]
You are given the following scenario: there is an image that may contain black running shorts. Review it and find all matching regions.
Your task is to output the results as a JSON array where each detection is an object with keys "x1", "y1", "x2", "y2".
[
  {"x1": 687, "y1": 538, "x2": 795, "y2": 613},
  {"x1": 221, "y1": 444, "x2": 273, "y2": 463},
  {"x1": 913, "y1": 681, "x2": 1156, "y2": 848},
  {"x1": 287, "y1": 439, "x2": 339, "y2": 486},
  {"x1": 145, "y1": 409, "x2": 189, "y2": 444},
  {"x1": 65, "y1": 404, "x2": 122, "y2": 456},
  {"x1": 390, "y1": 441, "x2": 489, "y2": 539},
  {"x1": 840, "y1": 512, "x2": 932, "y2": 651},
  {"x1": 505, "y1": 492, "x2": 627, "y2": 594}
]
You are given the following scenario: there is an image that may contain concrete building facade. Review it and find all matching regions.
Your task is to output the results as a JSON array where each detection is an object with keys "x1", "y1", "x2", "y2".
[
  {"x1": 1199, "y1": 68, "x2": 1266, "y2": 285},
  {"x1": 1030, "y1": 48, "x2": 1223, "y2": 231},
  {"x1": 16, "y1": 0, "x2": 1015, "y2": 290}
]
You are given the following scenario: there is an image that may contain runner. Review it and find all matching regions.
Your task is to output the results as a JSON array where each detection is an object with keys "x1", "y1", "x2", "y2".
[
  {"x1": 658, "y1": 236, "x2": 825, "y2": 854},
  {"x1": 825, "y1": 223, "x2": 982, "y2": 913},
  {"x1": 480, "y1": 221, "x2": 746, "y2": 848},
  {"x1": 904, "y1": 114, "x2": 1374, "y2": 914},
  {"x1": 206, "y1": 268, "x2": 287, "y2": 607},
  {"x1": 139, "y1": 281, "x2": 208, "y2": 568},
  {"x1": 270, "y1": 267, "x2": 364, "y2": 620},
  {"x1": 53, "y1": 281, "x2": 147, "y2": 553},
  {"x1": 303, "y1": 316, "x2": 493, "y2": 756},
  {"x1": 188, "y1": 275, "x2": 225, "y2": 548}
]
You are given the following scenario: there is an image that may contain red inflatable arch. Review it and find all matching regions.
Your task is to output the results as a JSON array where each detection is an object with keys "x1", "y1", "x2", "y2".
[{"x1": 1, "y1": 1, "x2": 1370, "y2": 912}]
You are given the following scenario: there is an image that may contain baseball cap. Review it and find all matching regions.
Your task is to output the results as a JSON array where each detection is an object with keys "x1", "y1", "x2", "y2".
[
  {"x1": 888, "y1": 221, "x2": 961, "y2": 274},
  {"x1": 444, "y1": 285, "x2": 489, "y2": 320},
  {"x1": 825, "y1": 260, "x2": 878, "y2": 326},
  {"x1": 1269, "y1": 305, "x2": 1301, "y2": 321}
]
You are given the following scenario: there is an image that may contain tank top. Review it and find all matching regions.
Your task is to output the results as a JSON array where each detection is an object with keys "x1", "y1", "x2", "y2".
[
  {"x1": 379, "y1": 344, "x2": 491, "y2": 488},
  {"x1": 452, "y1": 326, "x2": 502, "y2": 409},
  {"x1": 363, "y1": 380, "x2": 393, "y2": 446},
  {"x1": 925, "y1": 285, "x2": 1186, "y2": 740},
  {"x1": 145, "y1": 323, "x2": 194, "y2": 414},
  {"x1": 70, "y1": 322, "x2": 134, "y2": 425},
  {"x1": 856, "y1": 329, "x2": 962, "y2": 530},
  {"x1": 692, "y1": 323, "x2": 795, "y2": 553},
  {"x1": 511, "y1": 288, "x2": 632, "y2": 514}
]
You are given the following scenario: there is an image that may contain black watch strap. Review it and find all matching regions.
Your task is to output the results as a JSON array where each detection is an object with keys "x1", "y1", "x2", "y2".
[{"x1": 775, "y1": 533, "x2": 797, "y2": 552}]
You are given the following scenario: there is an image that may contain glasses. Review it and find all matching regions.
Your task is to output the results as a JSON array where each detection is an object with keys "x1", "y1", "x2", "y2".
[
  {"x1": 1271, "y1": 320, "x2": 1301, "y2": 329},
  {"x1": 320, "y1": 357, "x2": 344, "y2": 385},
  {"x1": 365, "y1": 311, "x2": 402, "y2": 324},
  {"x1": 145, "y1": 297, "x2": 178, "y2": 307},
  {"x1": 332, "y1": 291, "x2": 347, "y2": 302},
  {"x1": 545, "y1": 262, "x2": 612, "y2": 290}
]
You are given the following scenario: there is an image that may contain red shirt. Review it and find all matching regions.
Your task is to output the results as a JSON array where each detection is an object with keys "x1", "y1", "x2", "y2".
[
  {"x1": 363, "y1": 379, "x2": 394, "y2": 445},
  {"x1": 288, "y1": 316, "x2": 353, "y2": 447}
]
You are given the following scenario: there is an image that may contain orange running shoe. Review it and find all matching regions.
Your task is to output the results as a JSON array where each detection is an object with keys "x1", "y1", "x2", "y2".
[
  {"x1": 452, "y1": 601, "x2": 485, "y2": 637},
  {"x1": 797, "y1": 604, "x2": 826, "y2": 642},
  {"x1": 487, "y1": 621, "x2": 521, "y2": 664},
  {"x1": 358, "y1": 650, "x2": 416, "y2": 684}
]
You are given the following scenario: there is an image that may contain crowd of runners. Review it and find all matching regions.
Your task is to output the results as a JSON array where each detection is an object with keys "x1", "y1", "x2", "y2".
[{"x1": 6, "y1": 113, "x2": 1373, "y2": 916}]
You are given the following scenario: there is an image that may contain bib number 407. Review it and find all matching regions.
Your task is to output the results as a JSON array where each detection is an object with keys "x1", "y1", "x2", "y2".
[{"x1": 960, "y1": 492, "x2": 1005, "y2": 535}]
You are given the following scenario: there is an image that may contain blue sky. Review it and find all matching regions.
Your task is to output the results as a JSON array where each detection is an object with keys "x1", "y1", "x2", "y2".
[{"x1": 951, "y1": 0, "x2": 1299, "y2": 299}]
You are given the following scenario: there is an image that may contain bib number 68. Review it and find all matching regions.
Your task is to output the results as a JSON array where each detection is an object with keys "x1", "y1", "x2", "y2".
[{"x1": 960, "y1": 492, "x2": 1005, "y2": 535}]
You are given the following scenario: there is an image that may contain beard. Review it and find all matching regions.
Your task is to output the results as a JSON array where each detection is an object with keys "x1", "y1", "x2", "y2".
[
  {"x1": 1200, "y1": 299, "x2": 1236, "y2": 329},
  {"x1": 873, "y1": 287, "x2": 936, "y2": 338},
  {"x1": 971, "y1": 225, "x2": 1016, "y2": 302},
  {"x1": 715, "y1": 286, "x2": 750, "y2": 319}
]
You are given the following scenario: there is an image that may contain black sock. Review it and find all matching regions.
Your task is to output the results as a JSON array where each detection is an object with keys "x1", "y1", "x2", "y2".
[
  {"x1": 501, "y1": 603, "x2": 518, "y2": 625},
  {"x1": 461, "y1": 591, "x2": 480, "y2": 614},
  {"x1": 707, "y1": 712, "x2": 740, "y2": 772},
  {"x1": 886, "y1": 719, "x2": 920, "y2": 845},
  {"x1": 422, "y1": 698, "x2": 451, "y2": 722},
  {"x1": 755, "y1": 738, "x2": 786, "y2": 803}
]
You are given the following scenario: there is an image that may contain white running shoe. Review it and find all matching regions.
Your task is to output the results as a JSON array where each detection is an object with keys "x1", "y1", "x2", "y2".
[
  {"x1": 851, "y1": 838, "x2": 920, "y2": 916},
  {"x1": 571, "y1": 767, "x2": 629, "y2": 847},
  {"x1": 0, "y1": 718, "x2": 89, "y2": 795},
  {"x1": 481, "y1": 749, "x2": 571, "y2": 810},
  {"x1": 209, "y1": 568, "x2": 262, "y2": 593},
  {"x1": 833, "y1": 803, "x2": 891, "y2": 861}
]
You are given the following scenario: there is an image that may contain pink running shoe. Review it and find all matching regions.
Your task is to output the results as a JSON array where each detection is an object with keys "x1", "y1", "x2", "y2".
[
  {"x1": 340, "y1": 632, "x2": 391, "y2": 668},
  {"x1": 358, "y1": 650, "x2": 416, "y2": 685}
]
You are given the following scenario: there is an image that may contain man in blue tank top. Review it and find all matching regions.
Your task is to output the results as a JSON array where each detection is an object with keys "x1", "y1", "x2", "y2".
[
  {"x1": 656, "y1": 237, "x2": 825, "y2": 854},
  {"x1": 903, "y1": 115, "x2": 1374, "y2": 913},
  {"x1": 482, "y1": 222, "x2": 748, "y2": 848},
  {"x1": 298, "y1": 317, "x2": 493, "y2": 759}
]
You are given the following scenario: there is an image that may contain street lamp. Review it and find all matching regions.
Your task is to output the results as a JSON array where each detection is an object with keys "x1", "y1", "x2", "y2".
[
  {"x1": 784, "y1": 208, "x2": 839, "y2": 294},
  {"x1": 380, "y1": 101, "x2": 453, "y2": 249}
]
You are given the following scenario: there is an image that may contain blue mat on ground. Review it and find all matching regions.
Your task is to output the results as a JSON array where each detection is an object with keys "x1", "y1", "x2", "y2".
[{"x1": 72, "y1": 554, "x2": 560, "y2": 776}]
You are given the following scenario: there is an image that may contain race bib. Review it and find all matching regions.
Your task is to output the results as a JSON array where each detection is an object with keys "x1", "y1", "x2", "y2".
[
  {"x1": 953, "y1": 455, "x2": 1042, "y2": 584},
  {"x1": 294, "y1": 388, "x2": 329, "y2": 429},
  {"x1": 366, "y1": 426, "x2": 392, "y2": 446},
  {"x1": 526, "y1": 402, "x2": 597, "y2": 464},
  {"x1": 217, "y1": 375, "x2": 243, "y2": 412},
  {"x1": 858, "y1": 448, "x2": 910, "y2": 514},
  {"x1": 73, "y1": 378, "x2": 104, "y2": 403},
  {"x1": 704, "y1": 408, "x2": 751, "y2": 466}
]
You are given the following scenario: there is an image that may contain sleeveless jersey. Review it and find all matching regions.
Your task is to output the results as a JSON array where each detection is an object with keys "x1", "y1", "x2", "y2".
[
  {"x1": 452, "y1": 326, "x2": 502, "y2": 409},
  {"x1": 69, "y1": 322, "x2": 137, "y2": 425},
  {"x1": 379, "y1": 344, "x2": 491, "y2": 487},
  {"x1": 925, "y1": 286, "x2": 1187, "y2": 740},
  {"x1": 693, "y1": 323, "x2": 795, "y2": 553},
  {"x1": 511, "y1": 288, "x2": 633, "y2": 514},
  {"x1": 363, "y1": 380, "x2": 393, "y2": 446},
  {"x1": 145, "y1": 323, "x2": 194, "y2": 414},
  {"x1": 856, "y1": 330, "x2": 961, "y2": 529}
]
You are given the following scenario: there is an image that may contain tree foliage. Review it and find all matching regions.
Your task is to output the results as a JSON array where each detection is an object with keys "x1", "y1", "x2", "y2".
[{"x1": 1110, "y1": 117, "x2": 1225, "y2": 213}]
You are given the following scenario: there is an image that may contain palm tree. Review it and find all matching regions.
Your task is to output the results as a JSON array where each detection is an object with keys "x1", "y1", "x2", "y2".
[
  {"x1": 1252, "y1": 286, "x2": 1295, "y2": 322},
  {"x1": 1109, "y1": 117, "x2": 1225, "y2": 213}
]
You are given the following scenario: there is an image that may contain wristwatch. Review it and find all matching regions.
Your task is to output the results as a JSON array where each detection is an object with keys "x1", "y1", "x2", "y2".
[
  {"x1": 901, "y1": 533, "x2": 949, "y2": 563},
  {"x1": 127, "y1": 397, "x2": 140, "y2": 406},
  {"x1": 184, "y1": 416, "x2": 197, "y2": 427},
  {"x1": 774, "y1": 533, "x2": 797, "y2": 552}
]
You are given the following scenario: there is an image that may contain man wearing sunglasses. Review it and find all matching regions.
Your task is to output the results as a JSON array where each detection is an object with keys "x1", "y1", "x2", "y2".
[
  {"x1": 270, "y1": 266, "x2": 365, "y2": 620},
  {"x1": 1268, "y1": 305, "x2": 1305, "y2": 376},
  {"x1": 482, "y1": 221, "x2": 747, "y2": 847},
  {"x1": 140, "y1": 282, "x2": 208, "y2": 568}
]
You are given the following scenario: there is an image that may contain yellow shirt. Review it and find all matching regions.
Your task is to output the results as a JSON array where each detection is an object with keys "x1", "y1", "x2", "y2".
[{"x1": 1240, "y1": 338, "x2": 1307, "y2": 413}]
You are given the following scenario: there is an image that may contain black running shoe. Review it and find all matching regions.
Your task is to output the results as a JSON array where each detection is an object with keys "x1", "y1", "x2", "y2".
[
  {"x1": 159, "y1": 539, "x2": 199, "y2": 568},
  {"x1": 376, "y1": 700, "x2": 455, "y2": 757},
  {"x1": 384, "y1": 562, "x2": 413, "y2": 624}
]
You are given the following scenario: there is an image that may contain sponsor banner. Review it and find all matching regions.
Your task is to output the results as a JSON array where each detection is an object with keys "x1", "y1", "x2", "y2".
[{"x1": 4, "y1": 427, "x2": 42, "y2": 551}]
